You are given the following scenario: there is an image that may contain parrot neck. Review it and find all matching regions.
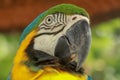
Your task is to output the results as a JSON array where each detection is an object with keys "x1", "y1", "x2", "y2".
[
  {"x1": 14, "y1": 30, "x2": 37, "y2": 64},
  {"x1": 11, "y1": 30, "x2": 39, "y2": 80}
]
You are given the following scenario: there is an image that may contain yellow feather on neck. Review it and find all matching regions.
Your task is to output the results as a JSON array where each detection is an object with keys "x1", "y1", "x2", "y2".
[
  {"x1": 30, "y1": 67, "x2": 87, "y2": 80},
  {"x1": 11, "y1": 30, "x2": 38, "y2": 80}
]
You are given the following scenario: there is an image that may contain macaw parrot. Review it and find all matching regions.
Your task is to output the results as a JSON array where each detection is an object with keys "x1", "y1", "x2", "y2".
[{"x1": 8, "y1": 4, "x2": 92, "y2": 80}]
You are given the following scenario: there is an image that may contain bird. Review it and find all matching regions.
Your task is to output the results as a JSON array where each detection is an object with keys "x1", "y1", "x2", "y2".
[{"x1": 8, "y1": 4, "x2": 92, "y2": 80}]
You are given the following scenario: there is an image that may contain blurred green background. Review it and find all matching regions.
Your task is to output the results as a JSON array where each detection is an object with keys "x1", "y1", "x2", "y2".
[{"x1": 0, "y1": 18, "x2": 120, "y2": 80}]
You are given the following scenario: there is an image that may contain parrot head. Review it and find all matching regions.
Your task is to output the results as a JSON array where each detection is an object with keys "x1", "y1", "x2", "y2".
[{"x1": 19, "y1": 4, "x2": 91, "y2": 72}]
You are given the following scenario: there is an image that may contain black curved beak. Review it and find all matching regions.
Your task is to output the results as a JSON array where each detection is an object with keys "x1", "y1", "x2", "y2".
[{"x1": 55, "y1": 20, "x2": 91, "y2": 71}]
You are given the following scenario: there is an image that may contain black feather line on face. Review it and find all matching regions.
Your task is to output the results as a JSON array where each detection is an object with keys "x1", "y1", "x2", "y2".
[
  {"x1": 34, "y1": 25, "x2": 65, "y2": 38},
  {"x1": 35, "y1": 13, "x2": 67, "y2": 38}
]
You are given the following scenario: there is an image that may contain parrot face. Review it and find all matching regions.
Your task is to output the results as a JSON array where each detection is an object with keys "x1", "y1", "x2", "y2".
[
  {"x1": 33, "y1": 13, "x2": 91, "y2": 71},
  {"x1": 11, "y1": 4, "x2": 91, "y2": 80}
]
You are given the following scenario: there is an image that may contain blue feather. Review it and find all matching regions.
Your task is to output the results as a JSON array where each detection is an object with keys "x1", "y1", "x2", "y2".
[
  {"x1": 88, "y1": 76, "x2": 92, "y2": 80},
  {"x1": 7, "y1": 73, "x2": 11, "y2": 80}
]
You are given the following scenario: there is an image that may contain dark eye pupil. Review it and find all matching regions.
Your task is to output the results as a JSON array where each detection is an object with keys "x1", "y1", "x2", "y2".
[{"x1": 48, "y1": 18, "x2": 51, "y2": 22}]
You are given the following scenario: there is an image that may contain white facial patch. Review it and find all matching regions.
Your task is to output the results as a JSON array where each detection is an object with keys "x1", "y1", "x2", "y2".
[
  {"x1": 34, "y1": 33, "x2": 62, "y2": 56},
  {"x1": 34, "y1": 14, "x2": 89, "y2": 56}
]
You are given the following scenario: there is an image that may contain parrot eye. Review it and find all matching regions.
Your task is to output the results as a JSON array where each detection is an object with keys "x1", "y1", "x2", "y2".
[{"x1": 45, "y1": 15, "x2": 54, "y2": 25}]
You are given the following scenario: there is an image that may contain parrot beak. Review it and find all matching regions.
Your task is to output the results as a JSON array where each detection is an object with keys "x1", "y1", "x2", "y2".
[
  {"x1": 66, "y1": 20, "x2": 91, "y2": 71},
  {"x1": 55, "y1": 20, "x2": 91, "y2": 71}
]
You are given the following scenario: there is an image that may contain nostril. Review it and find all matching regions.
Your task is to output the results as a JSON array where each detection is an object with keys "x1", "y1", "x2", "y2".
[{"x1": 72, "y1": 16, "x2": 77, "y2": 20}]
